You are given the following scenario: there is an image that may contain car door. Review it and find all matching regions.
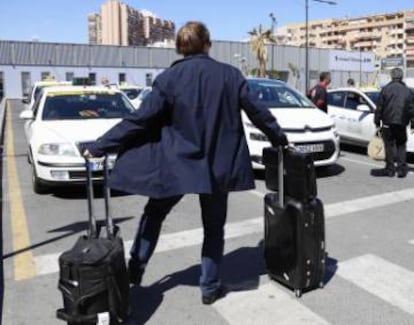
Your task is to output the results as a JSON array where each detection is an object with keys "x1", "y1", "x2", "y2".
[
  {"x1": 327, "y1": 91, "x2": 347, "y2": 136},
  {"x1": 342, "y1": 91, "x2": 375, "y2": 143}
]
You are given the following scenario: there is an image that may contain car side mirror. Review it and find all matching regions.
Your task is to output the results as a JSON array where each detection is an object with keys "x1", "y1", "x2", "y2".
[
  {"x1": 357, "y1": 104, "x2": 371, "y2": 113},
  {"x1": 22, "y1": 98, "x2": 29, "y2": 104},
  {"x1": 19, "y1": 110, "x2": 34, "y2": 120}
]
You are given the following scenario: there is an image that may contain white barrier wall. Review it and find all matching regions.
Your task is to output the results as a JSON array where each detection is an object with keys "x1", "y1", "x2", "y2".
[{"x1": 0, "y1": 65, "x2": 164, "y2": 98}]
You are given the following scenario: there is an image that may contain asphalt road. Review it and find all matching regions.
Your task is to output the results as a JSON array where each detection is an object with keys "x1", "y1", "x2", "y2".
[{"x1": 2, "y1": 100, "x2": 414, "y2": 325}]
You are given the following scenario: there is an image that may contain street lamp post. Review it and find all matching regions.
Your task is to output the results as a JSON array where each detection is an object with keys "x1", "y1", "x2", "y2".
[
  {"x1": 305, "y1": 0, "x2": 337, "y2": 92},
  {"x1": 269, "y1": 13, "x2": 277, "y2": 73}
]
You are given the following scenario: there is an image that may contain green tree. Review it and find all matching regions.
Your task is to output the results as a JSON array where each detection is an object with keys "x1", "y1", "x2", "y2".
[{"x1": 248, "y1": 25, "x2": 277, "y2": 78}]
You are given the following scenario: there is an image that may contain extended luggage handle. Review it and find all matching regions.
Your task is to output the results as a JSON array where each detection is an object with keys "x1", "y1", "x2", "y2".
[
  {"x1": 278, "y1": 146, "x2": 284, "y2": 208},
  {"x1": 277, "y1": 144, "x2": 297, "y2": 208},
  {"x1": 85, "y1": 155, "x2": 115, "y2": 239}
]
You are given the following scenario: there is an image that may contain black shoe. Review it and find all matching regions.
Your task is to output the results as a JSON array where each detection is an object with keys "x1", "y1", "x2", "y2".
[
  {"x1": 370, "y1": 168, "x2": 395, "y2": 177},
  {"x1": 397, "y1": 168, "x2": 408, "y2": 178},
  {"x1": 202, "y1": 286, "x2": 227, "y2": 305},
  {"x1": 128, "y1": 259, "x2": 144, "y2": 286}
]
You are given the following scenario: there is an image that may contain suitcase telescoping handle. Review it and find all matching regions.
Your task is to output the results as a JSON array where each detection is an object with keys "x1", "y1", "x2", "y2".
[
  {"x1": 278, "y1": 146, "x2": 284, "y2": 208},
  {"x1": 85, "y1": 155, "x2": 115, "y2": 239}
]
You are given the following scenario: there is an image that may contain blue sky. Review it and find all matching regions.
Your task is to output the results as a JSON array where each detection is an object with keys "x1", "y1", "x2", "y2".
[{"x1": 0, "y1": 0, "x2": 413, "y2": 43}]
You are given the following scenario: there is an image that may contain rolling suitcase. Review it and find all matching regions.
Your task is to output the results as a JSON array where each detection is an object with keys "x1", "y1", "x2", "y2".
[
  {"x1": 263, "y1": 146, "x2": 326, "y2": 297},
  {"x1": 262, "y1": 146, "x2": 317, "y2": 201},
  {"x1": 56, "y1": 156, "x2": 129, "y2": 324}
]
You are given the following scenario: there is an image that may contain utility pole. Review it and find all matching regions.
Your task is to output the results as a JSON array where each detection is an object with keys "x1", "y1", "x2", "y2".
[
  {"x1": 305, "y1": 0, "x2": 337, "y2": 92},
  {"x1": 269, "y1": 13, "x2": 277, "y2": 75}
]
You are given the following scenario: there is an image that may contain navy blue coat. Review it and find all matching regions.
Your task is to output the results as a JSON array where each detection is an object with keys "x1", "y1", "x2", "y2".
[{"x1": 88, "y1": 54, "x2": 286, "y2": 198}]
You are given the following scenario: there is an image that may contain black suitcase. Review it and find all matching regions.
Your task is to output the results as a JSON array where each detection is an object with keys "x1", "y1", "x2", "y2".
[
  {"x1": 262, "y1": 146, "x2": 317, "y2": 201},
  {"x1": 56, "y1": 157, "x2": 129, "y2": 325},
  {"x1": 263, "y1": 147, "x2": 326, "y2": 297}
]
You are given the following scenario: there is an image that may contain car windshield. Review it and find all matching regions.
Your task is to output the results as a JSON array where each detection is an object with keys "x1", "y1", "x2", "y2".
[
  {"x1": 364, "y1": 91, "x2": 380, "y2": 106},
  {"x1": 247, "y1": 79, "x2": 314, "y2": 108},
  {"x1": 42, "y1": 92, "x2": 135, "y2": 120},
  {"x1": 121, "y1": 88, "x2": 141, "y2": 100}
]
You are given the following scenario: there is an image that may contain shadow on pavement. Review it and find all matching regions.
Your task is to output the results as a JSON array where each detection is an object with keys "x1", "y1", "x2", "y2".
[
  {"x1": 126, "y1": 243, "x2": 339, "y2": 324},
  {"x1": 316, "y1": 164, "x2": 346, "y2": 179},
  {"x1": 126, "y1": 241, "x2": 265, "y2": 325},
  {"x1": 2, "y1": 217, "x2": 134, "y2": 259},
  {"x1": 51, "y1": 186, "x2": 133, "y2": 200},
  {"x1": 324, "y1": 256, "x2": 338, "y2": 285}
]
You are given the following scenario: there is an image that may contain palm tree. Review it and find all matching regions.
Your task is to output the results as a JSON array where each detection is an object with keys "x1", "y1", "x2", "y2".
[{"x1": 248, "y1": 24, "x2": 277, "y2": 78}]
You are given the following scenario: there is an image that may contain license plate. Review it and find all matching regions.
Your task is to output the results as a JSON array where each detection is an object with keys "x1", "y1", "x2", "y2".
[
  {"x1": 89, "y1": 158, "x2": 115, "y2": 171},
  {"x1": 295, "y1": 143, "x2": 325, "y2": 153}
]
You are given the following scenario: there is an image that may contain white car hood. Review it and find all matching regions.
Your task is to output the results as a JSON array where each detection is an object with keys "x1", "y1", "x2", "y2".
[
  {"x1": 268, "y1": 108, "x2": 333, "y2": 130},
  {"x1": 36, "y1": 119, "x2": 121, "y2": 144}
]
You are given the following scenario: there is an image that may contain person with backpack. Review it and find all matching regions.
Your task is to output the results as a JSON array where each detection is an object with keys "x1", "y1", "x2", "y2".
[
  {"x1": 308, "y1": 72, "x2": 331, "y2": 113},
  {"x1": 83, "y1": 21, "x2": 288, "y2": 305}
]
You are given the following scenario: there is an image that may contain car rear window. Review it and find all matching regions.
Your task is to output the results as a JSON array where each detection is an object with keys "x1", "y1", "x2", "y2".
[{"x1": 42, "y1": 92, "x2": 135, "y2": 120}]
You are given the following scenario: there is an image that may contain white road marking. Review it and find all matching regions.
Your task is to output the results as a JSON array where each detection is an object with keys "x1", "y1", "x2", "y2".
[
  {"x1": 324, "y1": 188, "x2": 414, "y2": 217},
  {"x1": 340, "y1": 157, "x2": 383, "y2": 168},
  {"x1": 213, "y1": 282, "x2": 330, "y2": 325},
  {"x1": 337, "y1": 254, "x2": 414, "y2": 315},
  {"x1": 409, "y1": 240, "x2": 414, "y2": 245},
  {"x1": 35, "y1": 188, "x2": 414, "y2": 276}
]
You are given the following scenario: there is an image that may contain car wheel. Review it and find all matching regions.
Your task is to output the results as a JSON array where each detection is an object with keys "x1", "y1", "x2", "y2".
[{"x1": 31, "y1": 163, "x2": 49, "y2": 194}]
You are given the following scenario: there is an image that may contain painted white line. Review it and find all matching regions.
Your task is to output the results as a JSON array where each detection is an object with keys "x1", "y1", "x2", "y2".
[
  {"x1": 251, "y1": 188, "x2": 414, "y2": 219},
  {"x1": 324, "y1": 188, "x2": 414, "y2": 217},
  {"x1": 340, "y1": 157, "x2": 382, "y2": 168},
  {"x1": 409, "y1": 240, "x2": 414, "y2": 245},
  {"x1": 337, "y1": 254, "x2": 414, "y2": 315},
  {"x1": 35, "y1": 188, "x2": 414, "y2": 276},
  {"x1": 36, "y1": 217, "x2": 264, "y2": 276},
  {"x1": 214, "y1": 282, "x2": 330, "y2": 325}
]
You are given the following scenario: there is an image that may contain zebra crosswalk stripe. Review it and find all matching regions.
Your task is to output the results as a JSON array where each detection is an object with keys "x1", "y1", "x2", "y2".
[
  {"x1": 337, "y1": 254, "x2": 414, "y2": 315},
  {"x1": 213, "y1": 281, "x2": 330, "y2": 325}
]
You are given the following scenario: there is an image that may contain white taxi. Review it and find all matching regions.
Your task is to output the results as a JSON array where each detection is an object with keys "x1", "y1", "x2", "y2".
[
  {"x1": 19, "y1": 86, "x2": 136, "y2": 193},
  {"x1": 327, "y1": 87, "x2": 414, "y2": 153},
  {"x1": 244, "y1": 79, "x2": 340, "y2": 168},
  {"x1": 23, "y1": 80, "x2": 71, "y2": 111}
]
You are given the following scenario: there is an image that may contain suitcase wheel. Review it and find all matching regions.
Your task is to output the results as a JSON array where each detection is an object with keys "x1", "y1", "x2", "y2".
[{"x1": 294, "y1": 289, "x2": 302, "y2": 298}]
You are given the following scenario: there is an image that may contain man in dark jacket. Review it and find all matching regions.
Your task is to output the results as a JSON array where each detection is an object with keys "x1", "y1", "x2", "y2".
[
  {"x1": 308, "y1": 72, "x2": 331, "y2": 113},
  {"x1": 374, "y1": 68, "x2": 414, "y2": 177},
  {"x1": 83, "y1": 21, "x2": 288, "y2": 305}
]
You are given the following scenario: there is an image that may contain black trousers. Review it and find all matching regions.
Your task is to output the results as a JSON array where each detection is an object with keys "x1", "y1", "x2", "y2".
[
  {"x1": 130, "y1": 192, "x2": 228, "y2": 297},
  {"x1": 381, "y1": 124, "x2": 407, "y2": 171}
]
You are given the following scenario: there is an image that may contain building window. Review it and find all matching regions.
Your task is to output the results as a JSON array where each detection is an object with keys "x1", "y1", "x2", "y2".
[
  {"x1": 88, "y1": 73, "x2": 96, "y2": 85},
  {"x1": 0, "y1": 71, "x2": 4, "y2": 100},
  {"x1": 119, "y1": 73, "x2": 126, "y2": 84},
  {"x1": 66, "y1": 72, "x2": 74, "y2": 82},
  {"x1": 41, "y1": 72, "x2": 51, "y2": 80},
  {"x1": 21, "y1": 72, "x2": 31, "y2": 97}
]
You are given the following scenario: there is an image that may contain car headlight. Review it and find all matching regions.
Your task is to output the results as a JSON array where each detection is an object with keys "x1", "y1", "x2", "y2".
[{"x1": 38, "y1": 143, "x2": 78, "y2": 156}]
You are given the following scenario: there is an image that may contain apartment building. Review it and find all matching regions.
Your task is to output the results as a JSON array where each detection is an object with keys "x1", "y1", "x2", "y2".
[
  {"x1": 88, "y1": 0, "x2": 175, "y2": 47},
  {"x1": 276, "y1": 10, "x2": 414, "y2": 67}
]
